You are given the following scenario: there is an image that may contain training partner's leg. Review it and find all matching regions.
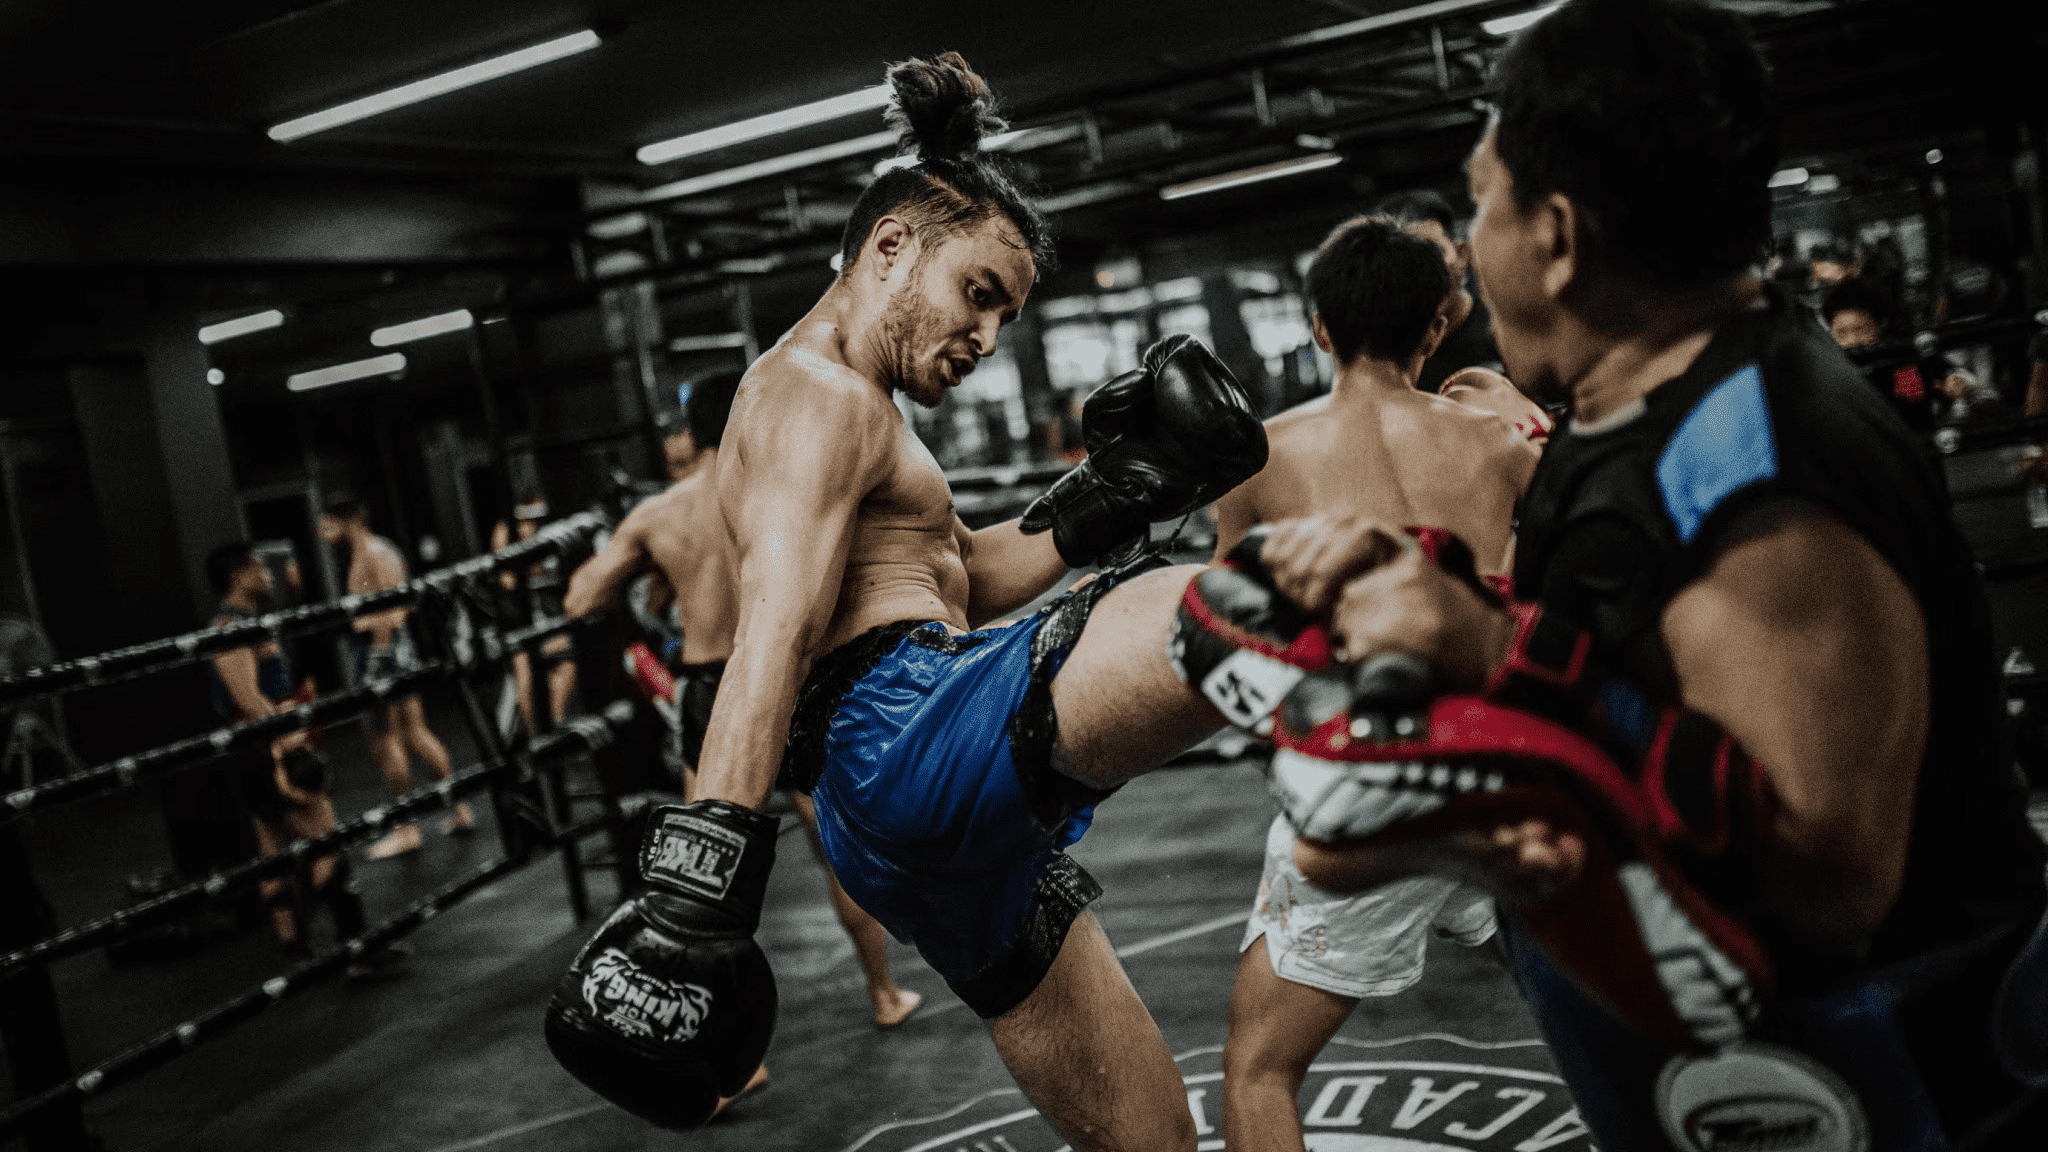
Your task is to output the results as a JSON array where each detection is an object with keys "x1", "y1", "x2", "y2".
[
  {"x1": 986, "y1": 910, "x2": 1197, "y2": 1152},
  {"x1": 1222, "y1": 944, "x2": 1358, "y2": 1152},
  {"x1": 790, "y1": 791, "x2": 920, "y2": 1028}
]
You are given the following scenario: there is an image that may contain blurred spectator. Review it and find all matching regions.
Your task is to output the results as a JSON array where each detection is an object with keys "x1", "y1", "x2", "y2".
[
  {"x1": 1369, "y1": 189, "x2": 1503, "y2": 393},
  {"x1": 493, "y1": 493, "x2": 577, "y2": 738},
  {"x1": 204, "y1": 543, "x2": 397, "y2": 975},
  {"x1": 316, "y1": 498, "x2": 467, "y2": 858},
  {"x1": 1821, "y1": 278, "x2": 1936, "y2": 432},
  {"x1": 1933, "y1": 365, "x2": 2016, "y2": 428},
  {"x1": 1809, "y1": 237, "x2": 1862, "y2": 287}
]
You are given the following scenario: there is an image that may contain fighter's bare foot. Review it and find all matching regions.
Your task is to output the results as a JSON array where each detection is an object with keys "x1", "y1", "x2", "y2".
[
  {"x1": 366, "y1": 823, "x2": 422, "y2": 860},
  {"x1": 441, "y1": 802, "x2": 476, "y2": 835},
  {"x1": 872, "y1": 987, "x2": 922, "y2": 1029},
  {"x1": 711, "y1": 1063, "x2": 770, "y2": 1118}
]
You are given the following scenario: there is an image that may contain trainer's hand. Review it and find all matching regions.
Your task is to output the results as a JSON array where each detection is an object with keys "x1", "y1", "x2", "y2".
[
  {"x1": 1256, "y1": 513, "x2": 1408, "y2": 615},
  {"x1": 1449, "y1": 820, "x2": 1587, "y2": 903},
  {"x1": 1327, "y1": 534, "x2": 1513, "y2": 688}
]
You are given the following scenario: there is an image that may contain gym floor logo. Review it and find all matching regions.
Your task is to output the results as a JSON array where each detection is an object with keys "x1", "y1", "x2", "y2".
[{"x1": 838, "y1": 1034, "x2": 1595, "y2": 1152}]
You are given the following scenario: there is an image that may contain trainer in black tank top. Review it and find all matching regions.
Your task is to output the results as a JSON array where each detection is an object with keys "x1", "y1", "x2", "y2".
[{"x1": 1513, "y1": 283, "x2": 2046, "y2": 983}]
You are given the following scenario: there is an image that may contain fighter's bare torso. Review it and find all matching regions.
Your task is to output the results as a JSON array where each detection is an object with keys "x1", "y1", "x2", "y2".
[
  {"x1": 1224, "y1": 384, "x2": 1534, "y2": 572},
  {"x1": 721, "y1": 325, "x2": 971, "y2": 657}
]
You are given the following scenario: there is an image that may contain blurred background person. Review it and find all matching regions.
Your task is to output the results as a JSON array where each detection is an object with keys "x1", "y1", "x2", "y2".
[
  {"x1": 317, "y1": 498, "x2": 468, "y2": 859},
  {"x1": 1369, "y1": 189, "x2": 1503, "y2": 393}
]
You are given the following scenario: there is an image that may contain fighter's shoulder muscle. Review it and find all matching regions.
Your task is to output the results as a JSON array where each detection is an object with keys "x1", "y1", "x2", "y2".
[
  {"x1": 1423, "y1": 394, "x2": 1538, "y2": 477},
  {"x1": 730, "y1": 345, "x2": 898, "y2": 489}
]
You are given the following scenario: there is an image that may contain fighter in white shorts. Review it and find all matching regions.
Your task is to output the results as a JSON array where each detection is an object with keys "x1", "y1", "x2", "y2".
[{"x1": 1211, "y1": 214, "x2": 1545, "y2": 1151}]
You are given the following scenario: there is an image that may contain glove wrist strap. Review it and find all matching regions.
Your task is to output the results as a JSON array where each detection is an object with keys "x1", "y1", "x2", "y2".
[{"x1": 640, "y1": 801, "x2": 778, "y2": 930}]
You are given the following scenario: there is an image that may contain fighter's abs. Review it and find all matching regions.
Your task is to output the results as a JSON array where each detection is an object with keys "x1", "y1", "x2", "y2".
[{"x1": 822, "y1": 428, "x2": 967, "y2": 650}]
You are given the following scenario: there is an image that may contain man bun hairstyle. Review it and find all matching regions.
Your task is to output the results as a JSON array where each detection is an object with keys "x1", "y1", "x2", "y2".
[
  {"x1": 1305, "y1": 215, "x2": 1454, "y2": 366},
  {"x1": 838, "y1": 52, "x2": 1056, "y2": 277},
  {"x1": 1494, "y1": 0, "x2": 1778, "y2": 288}
]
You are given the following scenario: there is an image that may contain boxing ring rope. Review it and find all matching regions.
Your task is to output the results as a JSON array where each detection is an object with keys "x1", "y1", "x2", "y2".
[
  {"x1": 0, "y1": 852, "x2": 528, "y2": 1142},
  {"x1": 0, "y1": 509, "x2": 639, "y2": 1139},
  {"x1": 0, "y1": 706, "x2": 627, "y2": 978},
  {"x1": 0, "y1": 511, "x2": 606, "y2": 707}
]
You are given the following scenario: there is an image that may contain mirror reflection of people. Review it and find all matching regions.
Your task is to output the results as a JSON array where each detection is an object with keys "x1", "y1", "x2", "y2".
[
  {"x1": 316, "y1": 498, "x2": 468, "y2": 858},
  {"x1": 492, "y1": 494, "x2": 576, "y2": 737}
]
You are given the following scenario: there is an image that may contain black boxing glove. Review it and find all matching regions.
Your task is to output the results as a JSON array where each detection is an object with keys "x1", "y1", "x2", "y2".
[
  {"x1": 544, "y1": 800, "x2": 779, "y2": 1129},
  {"x1": 1021, "y1": 335, "x2": 1267, "y2": 567}
]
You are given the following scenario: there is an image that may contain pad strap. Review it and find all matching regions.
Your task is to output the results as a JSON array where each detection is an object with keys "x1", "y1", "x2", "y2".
[{"x1": 1642, "y1": 707, "x2": 1773, "y2": 856}]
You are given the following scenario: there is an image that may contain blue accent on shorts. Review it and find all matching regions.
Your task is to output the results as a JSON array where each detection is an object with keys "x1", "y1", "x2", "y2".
[
  {"x1": 1656, "y1": 362, "x2": 1778, "y2": 544},
  {"x1": 807, "y1": 614, "x2": 1097, "y2": 1016}
]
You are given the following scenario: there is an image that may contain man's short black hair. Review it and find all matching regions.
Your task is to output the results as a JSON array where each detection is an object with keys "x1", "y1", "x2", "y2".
[
  {"x1": 1493, "y1": 0, "x2": 1778, "y2": 286},
  {"x1": 321, "y1": 495, "x2": 363, "y2": 521},
  {"x1": 1368, "y1": 189, "x2": 1460, "y2": 237},
  {"x1": 838, "y1": 53, "x2": 1056, "y2": 278},
  {"x1": 1305, "y1": 215, "x2": 1454, "y2": 365},
  {"x1": 1820, "y1": 278, "x2": 1892, "y2": 330},
  {"x1": 206, "y1": 542, "x2": 257, "y2": 595},
  {"x1": 684, "y1": 370, "x2": 743, "y2": 450}
]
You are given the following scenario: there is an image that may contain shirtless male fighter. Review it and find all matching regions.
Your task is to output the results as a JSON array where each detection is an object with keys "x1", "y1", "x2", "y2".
[
  {"x1": 1204, "y1": 2, "x2": 2048, "y2": 1147},
  {"x1": 317, "y1": 498, "x2": 469, "y2": 859},
  {"x1": 1211, "y1": 216, "x2": 1537, "y2": 1152},
  {"x1": 542, "y1": 54, "x2": 1297, "y2": 1144},
  {"x1": 562, "y1": 370, "x2": 925, "y2": 1041}
]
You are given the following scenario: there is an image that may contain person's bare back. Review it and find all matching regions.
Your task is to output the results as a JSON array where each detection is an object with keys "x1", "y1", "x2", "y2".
[
  {"x1": 626, "y1": 474, "x2": 745, "y2": 666},
  {"x1": 1218, "y1": 383, "x2": 1534, "y2": 573}
]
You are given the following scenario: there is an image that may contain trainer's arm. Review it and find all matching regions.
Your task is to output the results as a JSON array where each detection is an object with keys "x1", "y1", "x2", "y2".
[
  {"x1": 1661, "y1": 510, "x2": 1926, "y2": 948},
  {"x1": 961, "y1": 517, "x2": 1067, "y2": 627},
  {"x1": 563, "y1": 515, "x2": 649, "y2": 619},
  {"x1": 692, "y1": 378, "x2": 894, "y2": 810}
]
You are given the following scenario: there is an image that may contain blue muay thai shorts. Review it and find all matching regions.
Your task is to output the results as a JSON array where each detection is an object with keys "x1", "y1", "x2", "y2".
[{"x1": 780, "y1": 561, "x2": 1159, "y2": 1019}]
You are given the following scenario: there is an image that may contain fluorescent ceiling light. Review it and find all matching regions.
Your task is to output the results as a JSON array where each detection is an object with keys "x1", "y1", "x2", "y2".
[
  {"x1": 198, "y1": 309, "x2": 285, "y2": 344},
  {"x1": 268, "y1": 30, "x2": 601, "y2": 142},
  {"x1": 1482, "y1": 3, "x2": 1563, "y2": 35},
  {"x1": 370, "y1": 309, "x2": 474, "y2": 347},
  {"x1": 640, "y1": 131, "x2": 895, "y2": 202},
  {"x1": 288, "y1": 353, "x2": 406, "y2": 392},
  {"x1": 1159, "y1": 153, "x2": 1344, "y2": 201},
  {"x1": 1768, "y1": 166, "x2": 1810, "y2": 188},
  {"x1": 638, "y1": 86, "x2": 892, "y2": 166}
]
